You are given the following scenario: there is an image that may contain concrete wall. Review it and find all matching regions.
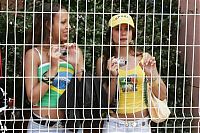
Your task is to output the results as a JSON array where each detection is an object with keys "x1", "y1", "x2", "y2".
[{"x1": 179, "y1": 0, "x2": 200, "y2": 132}]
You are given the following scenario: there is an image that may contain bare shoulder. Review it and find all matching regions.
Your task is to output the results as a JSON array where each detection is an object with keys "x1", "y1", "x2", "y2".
[
  {"x1": 25, "y1": 48, "x2": 36, "y2": 58},
  {"x1": 96, "y1": 55, "x2": 104, "y2": 64},
  {"x1": 25, "y1": 48, "x2": 34, "y2": 55},
  {"x1": 25, "y1": 48, "x2": 40, "y2": 65},
  {"x1": 97, "y1": 55, "x2": 104, "y2": 61}
]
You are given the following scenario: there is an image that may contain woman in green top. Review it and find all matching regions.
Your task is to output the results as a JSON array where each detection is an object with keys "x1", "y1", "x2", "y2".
[{"x1": 25, "y1": 3, "x2": 84, "y2": 132}]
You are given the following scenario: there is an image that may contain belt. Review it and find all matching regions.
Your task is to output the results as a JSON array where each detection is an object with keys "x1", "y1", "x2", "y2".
[{"x1": 32, "y1": 113, "x2": 59, "y2": 127}]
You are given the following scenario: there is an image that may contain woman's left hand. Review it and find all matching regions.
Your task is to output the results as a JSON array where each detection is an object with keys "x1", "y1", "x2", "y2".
[
  {"x1": 139, "y1": 53, "x2": 159, "y2": 78},
  {"x1": 60, "y1": 43, "x2": 78, "y2": 68},
  {"x1": 139, "y1": 53, "x2": 167, "y2": 100}
]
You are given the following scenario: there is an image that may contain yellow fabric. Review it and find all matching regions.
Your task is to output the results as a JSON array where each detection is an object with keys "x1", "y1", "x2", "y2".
[
  {"x1": 50, "y1": 85, "x2": 65, "y2": 95},
  {"x1": 117, "y1": 65, "x2": 147, "y2": 114},
  {"x1": 108, "y1": 13, "x2": 135, "y2": 28},
  {"x1": 59, "y1": 67, "x2": 74, "y2": 74}
]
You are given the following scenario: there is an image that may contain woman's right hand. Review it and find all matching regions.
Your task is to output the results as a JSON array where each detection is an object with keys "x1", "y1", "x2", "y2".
[
  {"x1": 49, "y1": 45, "x2": 61, "y2": 68},
  {"x1": 107, "y1": 57, "x2": 119, "y2": 78},
  {"x1": 60, "y1": 43, "x2": 79, "y2": 68}
]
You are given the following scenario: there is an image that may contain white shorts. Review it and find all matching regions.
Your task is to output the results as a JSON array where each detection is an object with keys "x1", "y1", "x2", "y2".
[{"x1": 102, "y1": 116, "x2": 151, "y2": 133}]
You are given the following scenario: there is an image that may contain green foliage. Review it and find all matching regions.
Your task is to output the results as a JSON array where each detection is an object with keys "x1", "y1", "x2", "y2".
[{"x1": 0, "y1": 0, "x2": 190, "y2": 132}]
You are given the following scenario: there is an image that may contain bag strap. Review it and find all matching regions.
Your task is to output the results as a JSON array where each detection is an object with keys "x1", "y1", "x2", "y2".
[
  {"x1": 143, "y1": 78, "x2": 149, "y2": 106},
  {"x1": 141, "y1": 53, "x2": 149, "y2": 106}
]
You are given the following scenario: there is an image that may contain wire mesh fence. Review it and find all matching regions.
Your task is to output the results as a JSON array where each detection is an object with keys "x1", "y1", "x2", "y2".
[{"x1": 0, "y1": 0, "x2": 199, "y2": 133}]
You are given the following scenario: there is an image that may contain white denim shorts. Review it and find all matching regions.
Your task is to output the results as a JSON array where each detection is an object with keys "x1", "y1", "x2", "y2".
[{"x1": 102, "y1": 116, "x2": 151, "y2": 133}]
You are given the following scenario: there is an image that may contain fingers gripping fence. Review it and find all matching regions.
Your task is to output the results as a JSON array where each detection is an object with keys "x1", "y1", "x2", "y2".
[{"x1": 0, "y1": 0, "x2": 199, "y2": 132}]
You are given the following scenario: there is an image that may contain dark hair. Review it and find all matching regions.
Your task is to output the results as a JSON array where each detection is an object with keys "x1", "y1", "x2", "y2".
[
  {"x1": 26, "y1": 3, "x2": 66, "y2": 45},
  {"x1": 101, "y1": 26, "x2": 142, "y2": 85}
]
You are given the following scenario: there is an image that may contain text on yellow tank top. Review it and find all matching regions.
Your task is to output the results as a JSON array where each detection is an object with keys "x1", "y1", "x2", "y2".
[{"x1": 117, "y1": 65, "x2": 147, "y2": 114}]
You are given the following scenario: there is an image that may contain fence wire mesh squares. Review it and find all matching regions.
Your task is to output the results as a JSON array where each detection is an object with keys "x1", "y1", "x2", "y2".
[{"x1": 0, "y1": 0, "x2": 199, "y2": 133}]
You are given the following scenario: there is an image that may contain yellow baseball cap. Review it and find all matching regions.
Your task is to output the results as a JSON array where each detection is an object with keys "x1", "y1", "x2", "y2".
[{"x1": 108, "y1": 13, "x2": 135, "y2": 28}]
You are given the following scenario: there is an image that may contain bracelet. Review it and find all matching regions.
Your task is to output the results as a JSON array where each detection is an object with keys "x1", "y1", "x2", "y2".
[
  {"x1": 146, "y1": 77, "x2": 157, "y2": 83},
  {"x1": 42, "y1": 71, "x2": 57, "y2": 85},
  {"x1": 146, "y1": 77, "x2": 159, "y2": 89}
]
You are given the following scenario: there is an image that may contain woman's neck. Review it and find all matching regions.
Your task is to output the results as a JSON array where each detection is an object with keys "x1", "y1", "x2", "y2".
[{"x1": 115, "y1": 46, "x2": 134, "y2": 58}]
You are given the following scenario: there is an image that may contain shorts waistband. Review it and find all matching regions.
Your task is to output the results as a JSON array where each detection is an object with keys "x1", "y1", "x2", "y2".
[{"x1": 108, "y1": 116, "x2": 149, "y2": 127}]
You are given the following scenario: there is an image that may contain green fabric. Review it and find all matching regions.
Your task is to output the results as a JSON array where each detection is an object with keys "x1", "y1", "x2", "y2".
[
  {"x1": 36, "y1": 62, "x2": 74, "y2": 108},
  {"x1": 37, "y1": 62, "x2": 74, "y2": 80},
  {"x1": 38, "y1": 89, "x2": 60, "y2": 107}
]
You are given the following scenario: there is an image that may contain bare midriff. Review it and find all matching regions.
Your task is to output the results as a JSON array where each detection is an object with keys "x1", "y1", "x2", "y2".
[
  {"x1": 33, "y1": 107, "x2": 65, "y2": 119},
  {"x1": 110, "y1": 109, "x2": 149, "y2": 121}
]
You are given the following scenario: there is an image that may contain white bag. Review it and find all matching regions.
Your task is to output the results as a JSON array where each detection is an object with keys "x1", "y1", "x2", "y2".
[{"x1": 147, "y1": 86, "x2": 171, "y2": 123}]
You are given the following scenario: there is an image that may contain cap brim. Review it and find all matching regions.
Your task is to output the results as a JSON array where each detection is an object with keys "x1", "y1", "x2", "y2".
[{"x1": 110, "y1": 22, "x2": 135, "y2": 28}]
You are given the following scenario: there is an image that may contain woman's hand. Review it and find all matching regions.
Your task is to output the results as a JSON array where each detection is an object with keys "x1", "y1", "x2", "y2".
[
  {"x1": 139, "y1": 53, "x2": 167, "y2": 100},
  {"x1": 107, "y1": 57, "x2": 119, "y2": 78},
  {"x1": 139, "y1": 53, "x2": 159, "y2": 79},
  {"x1": 60, "y1": 43, "x2": 84, "y2": 72},
  {"x1": 49, "y1": 45, "x2": 61, "y2": 68},
  {"x1": 60, "y1": 43, "x2": 77, "y2": 67}
]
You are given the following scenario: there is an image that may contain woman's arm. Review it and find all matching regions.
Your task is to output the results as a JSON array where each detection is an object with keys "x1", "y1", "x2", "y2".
[
  {"x1": 139, "y1": 53, "x2": 167, "y2": 100},
  {"x1": 146, "y1": 70, "x2": 167, "y2": 101},
  {"x1": 25, "y1": 48, "x2": 59, "y2": 104},
  {"x1": 96, "y1": 56, "x2": 118, "y2": 104},
  {"x1": 75, "y1": 47, "x2": 84, "y2": 80}
]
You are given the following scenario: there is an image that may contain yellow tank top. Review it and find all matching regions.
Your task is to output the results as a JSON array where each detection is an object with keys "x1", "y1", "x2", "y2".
[{"x1": 117, "y1": 65, "x2": 147, "y2": 114}]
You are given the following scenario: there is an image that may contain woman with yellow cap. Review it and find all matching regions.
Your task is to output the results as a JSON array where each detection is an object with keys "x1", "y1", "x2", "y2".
[{"x1": 96, "y1": 14, "x2": 167, "y2": 132}]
